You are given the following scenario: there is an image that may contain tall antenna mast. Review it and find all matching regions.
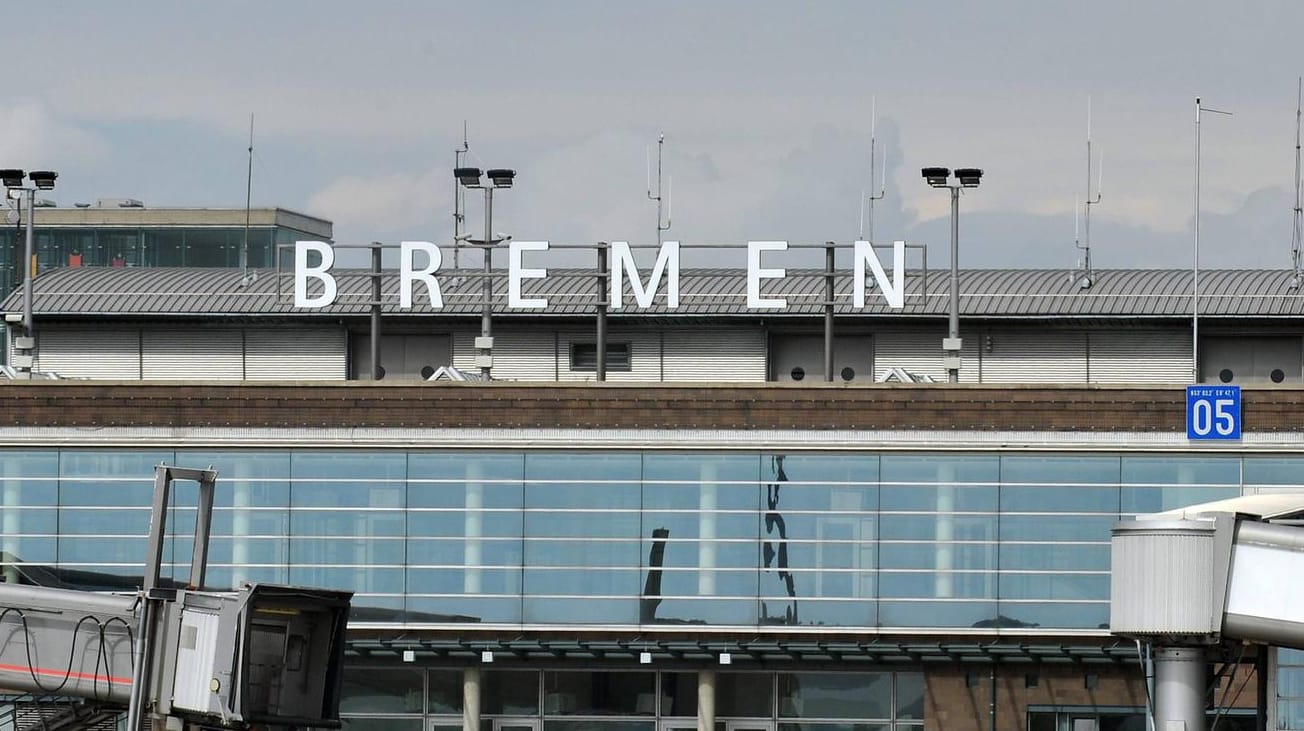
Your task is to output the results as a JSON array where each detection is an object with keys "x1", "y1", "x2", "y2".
[
  {"x1": 1075, "y1": 97, "x2": 1103, "y2": 288},
  {"x1": 859, "y1": 96, "x2": 887, "y2": 242},
  {"x1": 241, "y1": 113, "x2": 254, "y2": 285},
  {"x1": 647, "y1": 133, "x2": 671, "y2": 245},
  {"x1": 1293, "y1": 78, "x2": 1303, "y2": 288},
  {"x1": 453, "y1": 121, "x2": 469, "y2": 269}
]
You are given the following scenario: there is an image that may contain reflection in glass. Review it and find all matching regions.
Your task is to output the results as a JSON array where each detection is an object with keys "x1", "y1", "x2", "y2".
[
  {"x1": 485, "y1": 670, "x2": 541, "y2": 714},
  {"x1": 777, "y1": 672, "x2": 891, "y2": 719},
  {"x1": 717, "y1": 673, "x2": 774, "y2": 718},
  {"x1": 895, "y1": 673, "x2": 924, "y2": 720},
  {"x1": 523, "y1": 454, "x2": 642, "y2": 623},
  {"x1": 340, "y1": 667, "x2": 423, "y2": 713},
  {"x1": 661, "y1": 672, "x2": 699, "y2": 717},
  {"x1": 542, "y1": 671, "x2": 656, "y2": 715},
  {"x1": 428, "y1": 669, "x2": 464, "y2": 714}
]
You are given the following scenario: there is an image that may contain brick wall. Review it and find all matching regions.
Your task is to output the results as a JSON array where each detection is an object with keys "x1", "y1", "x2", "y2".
[{"x1": 1, "y1": 381, "x2": 1301, "y2": 431}]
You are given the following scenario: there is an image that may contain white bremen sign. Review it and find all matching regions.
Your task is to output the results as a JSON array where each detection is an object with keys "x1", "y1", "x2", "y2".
[{"x1": 294, "y1": 240, "x2": 907, "y2": 310}]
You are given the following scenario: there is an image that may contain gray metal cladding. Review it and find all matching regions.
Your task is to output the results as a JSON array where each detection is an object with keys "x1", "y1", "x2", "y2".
[{"x1": 1111, "y1": 520, "x2": 1219, "y2": 635}]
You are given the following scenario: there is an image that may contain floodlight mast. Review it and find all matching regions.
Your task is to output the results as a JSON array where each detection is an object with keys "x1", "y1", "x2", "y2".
[
  {"x1": 0, "y1": 168, "x2": 58, "y2": 379},
  {"x1": 455, "y1": 165, "x2": 517, "y2": 379},
  {"x1": 922, "y1": 166, "x2": 982, "y2": 384}
]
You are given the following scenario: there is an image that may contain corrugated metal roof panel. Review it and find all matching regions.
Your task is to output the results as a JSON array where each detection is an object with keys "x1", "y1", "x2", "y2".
[{"x1": 15, "y1": 266, "x2": 1304, "y2": 320}]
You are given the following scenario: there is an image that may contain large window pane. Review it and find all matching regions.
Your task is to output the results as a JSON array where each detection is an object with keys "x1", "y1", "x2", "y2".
[
  {"x1": 485, "y1": 670, "x2": 540, "y2": 714},
  {"x1": 777, "y1": 672, "x2": 891, "y2": 720},
  {"x1": 176, "y1": 451, "x2": 291, "y2": 588},
  {"x1": 1121, "y1": 456, "x2": 1240, "y2": 514},
  {"x1": 758, "y1": 455, "x2": 877, "y2": 627},
  {"x1": 340, "y1": 668, "x2": 423, "y2": 714},
  {"x1": 523, "y1": 454, "x2": 642, "y2": 623},
  {"x1": 718, "y1": 673, "x2": 774, "y2": 718},
  {"x1": 641, "y1": 454, "x2": 759, "y2": 625},
  {"x1": 543, "y1": 671, "x2": 655, "y2": 715},
  {"x1": 290, "y1": 452, "x2": 406, "y2": 613},
  {"x1": 407, "y1": 453, "x2": 524, "y2": 621},
  {"x1": 428, "y1": 669, "x2": 464, "y2": 714},
  {"x1": 895, "y1": 673, "x2": 924, "y2": 720}
]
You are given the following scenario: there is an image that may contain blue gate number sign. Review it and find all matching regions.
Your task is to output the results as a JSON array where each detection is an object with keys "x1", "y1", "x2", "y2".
[{"x1": 1186, "y1": 385, "x2": 1241, "y2": 440}]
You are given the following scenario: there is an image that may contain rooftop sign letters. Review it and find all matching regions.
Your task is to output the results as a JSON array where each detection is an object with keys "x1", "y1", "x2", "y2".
[{"x1": 293, "y1": 240, "x2": 908, "y2": 310}]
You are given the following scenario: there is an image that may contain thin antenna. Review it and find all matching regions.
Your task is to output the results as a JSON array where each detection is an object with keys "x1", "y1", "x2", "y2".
[
  {"x1": 241, "y1": 114, "x2": 254, "y2": 285},
  {"x1": 1075, "y1": 97, "x2": 1102, "y2": 289},
  {"x1": 454, "y1": 121, "x2": 469, "y2": 269},
  {"x1": 647, "y1": 133, "x2": 671, "y2": 244},
  {"x1": 1293, "y1": 78, "x2": 1303, "y2": 287},
  {"x1": 861, "y1": 97, "x2": 887, "y2": 242}
]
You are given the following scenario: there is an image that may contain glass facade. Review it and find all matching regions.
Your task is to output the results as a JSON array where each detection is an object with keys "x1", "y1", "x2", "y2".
[
  {"x1": 337, "y1": 668, "x2": 924, "y2": 731},
  {"x1": 0, "y1": 224, "x2": 314, "y2": 303},
  {"x1": 0, "y1": 448, "x2": 1264, "y2": 630}
]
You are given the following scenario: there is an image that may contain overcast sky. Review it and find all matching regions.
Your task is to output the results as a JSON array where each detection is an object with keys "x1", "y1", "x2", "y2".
[{"x1": 5, "y1": 2, "x2": 1304, "y2": 270}]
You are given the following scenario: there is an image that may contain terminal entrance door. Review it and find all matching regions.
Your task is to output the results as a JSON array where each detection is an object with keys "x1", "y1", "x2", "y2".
[{"x1": 659, "y1": 720, "x2": 696, "y2": 731}]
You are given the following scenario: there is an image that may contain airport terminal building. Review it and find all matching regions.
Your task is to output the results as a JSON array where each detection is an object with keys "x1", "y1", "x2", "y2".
[{"x1": 3, "y1": 259, "x2": 1303, "y2": 731}]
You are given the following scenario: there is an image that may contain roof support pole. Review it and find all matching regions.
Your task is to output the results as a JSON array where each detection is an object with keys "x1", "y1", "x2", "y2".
[
  {"x1": 824, "y1": 241, "x2": 835, "y2": 383},
  {"x1": 370, "y1": 242, "x2": 383, "y2": 381},
  {"x1": 596, "y1": 242, "x2": 609, "y2": 382}
]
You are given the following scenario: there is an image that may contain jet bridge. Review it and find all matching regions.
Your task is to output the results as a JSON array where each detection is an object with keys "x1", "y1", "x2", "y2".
[
  {"x1": 0, "y1": 465, "x2": 352, "y2": 731},
  {"x1": 1111, "y1": 494, "x2": 1304, "y2": 731}
]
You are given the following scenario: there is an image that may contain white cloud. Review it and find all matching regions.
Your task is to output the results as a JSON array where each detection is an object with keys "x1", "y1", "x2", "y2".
[
  {"x1": 306, "y1": 168, "x2": 451, "y2": 243},
  {"x1": 0, "y1": 101, "x2": 107, "y2": 170}
]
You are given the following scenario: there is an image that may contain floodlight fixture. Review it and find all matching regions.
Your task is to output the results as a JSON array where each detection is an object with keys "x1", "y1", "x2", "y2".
[
  {"x1": 487, "y1": 168, "x2": 516, "y2": 188},
  {"x1": 27, "y1": 170, "x2": 57, "y2": 188},
  {"x1": 0, "y1": 169, "x2": 25, "y2": 188},
  {"x1": 921, "y1": 167, "x2": 950, "y2": 188},
  {"x1": 954, "y1": 168, "x2": 983, "y2": 188},
  {"x1": 454, "y1": 167, "x2": 483, "y2": 187}
]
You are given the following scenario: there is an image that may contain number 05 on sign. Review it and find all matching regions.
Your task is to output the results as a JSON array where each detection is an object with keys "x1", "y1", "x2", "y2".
[{"x1": 1186, "y1": 385, "x2": 1242, "y2": 440}]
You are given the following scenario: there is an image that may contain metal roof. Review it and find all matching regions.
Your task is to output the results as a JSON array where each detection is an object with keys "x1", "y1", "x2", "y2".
[{"x1": 9, "y1": 266, "x2": 1304, "y2": 319}]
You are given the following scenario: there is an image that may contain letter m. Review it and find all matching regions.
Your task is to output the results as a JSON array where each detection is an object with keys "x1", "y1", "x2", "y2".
[{"x1": 611, "y1": 241, "x2": 680, "y2": 309}]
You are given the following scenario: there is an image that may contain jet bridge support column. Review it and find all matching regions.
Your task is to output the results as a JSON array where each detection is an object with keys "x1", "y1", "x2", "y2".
[{"x1": 1155, "y1": 646, "x2": 1207, "y2": 731}]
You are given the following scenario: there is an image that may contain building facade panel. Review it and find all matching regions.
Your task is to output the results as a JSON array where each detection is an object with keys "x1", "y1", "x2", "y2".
[
  {"x1": 37, "y1": 327, "x2": 141, "y2": 379},
  {"x1": 979, "y1": 330, "x2": 1087, "y2": 383},
  {"x1": 1088, "y1": 329, "x2": 1189, "y2": 383},
  {"x1": 248, "y1": 327, "x2": 347, "y2": 380},
  {"x1": 662, "y1": 330, "x2": 767, "y2": 383},
  {"x1": 141, "y1": 328, "x2": 244, "y2": 380}
]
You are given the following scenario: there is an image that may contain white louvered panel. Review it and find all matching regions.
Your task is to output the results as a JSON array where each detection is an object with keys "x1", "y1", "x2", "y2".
[
  {"x1": 142, "y1": 329, "x2": 243, "y2": 380},
  {"x1": 663, "y1": 330, "x2": 767, "y2": 382},
  {"x1": 38, "y1": 327, "x2": 141, "y2": 379},
  {"x1": 245, "y1": 328, "x2": 346, "y2": 381},
  {"x1": 981, "y1": 330, "x2": 1087, "y2": 383},
  {"x1": 1089, "y1": 330, "x2": 1189, "y2": 383},
  {"x1": 453, "y1": 330, "x2": 557, "y2": 381},
  {"x1": 873, "y1": 331, "x2": 981, "y2": 383},
  {"x1": 557, "y1": 331, "x2": 661, "y2": 382}
]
